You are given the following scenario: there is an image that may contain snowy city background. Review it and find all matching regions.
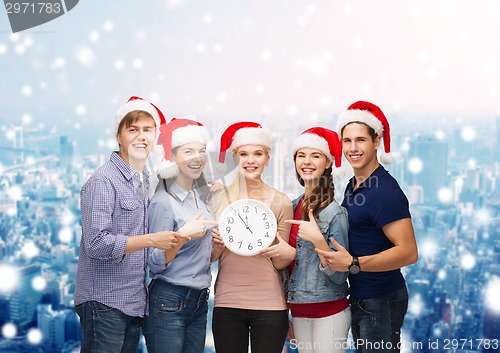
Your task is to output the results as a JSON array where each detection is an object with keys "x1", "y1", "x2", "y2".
[{"x1": 1, "y1": 1, "x2": 500, "y2": 352}]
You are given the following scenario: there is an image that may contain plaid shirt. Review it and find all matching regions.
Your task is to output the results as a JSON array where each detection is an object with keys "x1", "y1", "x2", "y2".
[{"x1": 75, "y1": 152, "x2": 150, "y2": 317}]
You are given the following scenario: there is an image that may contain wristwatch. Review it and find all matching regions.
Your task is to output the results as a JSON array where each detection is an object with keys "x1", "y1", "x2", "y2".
[{"x1": 348, "y1": 256, "x2": 361, "y2": 275}]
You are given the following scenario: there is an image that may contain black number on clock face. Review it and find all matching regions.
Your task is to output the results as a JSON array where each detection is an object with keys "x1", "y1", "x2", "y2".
[
  {"x1": 257, "y1": 239, "x2": 262, "y2": 247},
  {"x1": 243, "y1": 205, "x2": 249, "y2": 213},
  {"x1": 228, "y1": 236, "x2": 234, "y2": 243},
  {"x1": 248, "y1": 243, "x2": 253, "y2": 251},
  {"x1": 262, "y1": 213, "x2": 267, "y2": 220},
  {"x1": 265, "y1": 222, "x2": 270, "y2": 229},
  {"x1": 238, "y1": 242, "x2": 243, "y2": 249},
  {"x1": 226, "y1": 226, "x2": 231, "y2": 233},
  {"x1": 264, "y1": 232, "x2": 269, "y2": 237},
  {"x1": 227, "y1": 217, "x2": 234, "y2": 224}
]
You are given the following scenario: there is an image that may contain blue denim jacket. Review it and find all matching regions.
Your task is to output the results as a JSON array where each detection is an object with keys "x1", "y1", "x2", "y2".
[{"x1": 287, "y1": 195, "x2": 349, "y2": 304}]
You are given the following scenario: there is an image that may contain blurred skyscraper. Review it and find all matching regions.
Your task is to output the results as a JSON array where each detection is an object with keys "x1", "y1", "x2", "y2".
[
  {"x1": 0, "y1": 264, "x2": 43, "y2": 330},
  {"x1": 408, "y1": 135, "x2": 448, "y2": 205}
]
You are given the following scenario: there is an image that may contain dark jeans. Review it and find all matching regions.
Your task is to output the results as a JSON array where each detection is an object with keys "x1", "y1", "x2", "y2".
[
  {"x1": 350, "y1": 286, "x2": 409, "y2": 353},
  {"x1": 75, "y1": 300, "x2": 142, "y2": 353},
  {"x1": 143, "y1": 280, "x2": 209, "y2": 353},
  {"x1": 212, "y1": 307, "x2": 289, "y2": 353}
]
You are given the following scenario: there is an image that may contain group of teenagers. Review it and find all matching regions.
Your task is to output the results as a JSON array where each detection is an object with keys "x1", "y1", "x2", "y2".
[{"x1": 74, "y1": 96, "x2": 418, "y2": 353}]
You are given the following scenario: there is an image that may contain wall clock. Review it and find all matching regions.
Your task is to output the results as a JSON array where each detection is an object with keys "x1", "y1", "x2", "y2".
[{"x1": 219, "y1": 199, "x2": 277, "y2": 256}]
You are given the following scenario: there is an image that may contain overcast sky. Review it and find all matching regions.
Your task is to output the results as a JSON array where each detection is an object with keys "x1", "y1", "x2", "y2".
[{"x1": 1, "y1": 0, "x2": 499, "y2": 142}]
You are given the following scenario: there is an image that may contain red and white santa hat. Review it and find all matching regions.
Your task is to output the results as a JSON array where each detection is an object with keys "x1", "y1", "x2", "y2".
[
  {"x1": 292, "y1": 127, "x2": 344, "y2": 175},
  {"x1": 217, "y1": 122, "x2": 272, "y2": 171},
  {"x1": 336, "y1": 101, "x2": 392, "y2": 164},
  {"x1": 156, "y1": 118, "x2": 209, "y2": 179},
  {"x1": 114, "y1": 96, "x2": 166, "y2": 134}
]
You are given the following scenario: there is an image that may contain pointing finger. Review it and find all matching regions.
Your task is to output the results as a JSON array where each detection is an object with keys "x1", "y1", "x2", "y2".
[
  {"x1": 201, "y1": 220, "x2": 219, "y2": 226},
  {"x1": 285, "y1": 219, "x2": 305, "y2": 225},
  {"x1": 329, "y1": 238, "x2": 344, "y2": 251}
]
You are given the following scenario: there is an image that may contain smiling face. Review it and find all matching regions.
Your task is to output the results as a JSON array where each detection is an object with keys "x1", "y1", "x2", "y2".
[
  {"x1": 172, "y1": 141, "x2": 207, "y2": 182},
  {"x1": 341, "y1": 122, "x2": 380, "y2": 175},
  {"x1": 234, "y1": 144, "x2": 270, "y2": 180},
  {"x1": 116, "y1": 113, "x2": 156, "y2": 169},
  {"x1": 295, "y1": 147, "x2": 332, "y2": 185}
]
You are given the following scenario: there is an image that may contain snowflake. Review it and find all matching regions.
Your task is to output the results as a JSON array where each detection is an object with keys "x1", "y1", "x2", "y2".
[
  {"x1": 22, "y1": 241, "x2": 39, "y2": 259},
  {"x1": 75, "y1": 46, "x2": 96, "y2": 67},
  {"x1": 485, "y1": 277, "x2": 500, "y2": 313},
  {"x1": 1, "y1": 323, "x2": 17, "y2": 339},
  {"x1": 0, "y1": 265, "x2": 19, "y2": 294},
  {"x1": 437, "y1": 187, "x2": 453, "y2": 203},
  {"x1": 461, "y1": 126, "x2": 476, "y2": 142},
  {"x1": 27, "y1": 328, "x2": 42, "y2": 345},
  {"x1": 460, "y1": 253, "x2": 476, "y2": 270},
  {"x1": 407, "y1": 157, "x2": 423, "y2": 174},
  {"x1": 59, "y1": 227, "x2": 73, "y2": 243},
  {"x1": 32, "y1": 276, "x2": 47, "y2": 291}
]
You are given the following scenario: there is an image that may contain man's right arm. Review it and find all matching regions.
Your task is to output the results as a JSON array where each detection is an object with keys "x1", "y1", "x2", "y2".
[
  {"x1": 124, "y1": 230, "x2": 184, "y2": 254},
  {"x1": 81, "y1": 178, "x2": 184, "y2": 260}
]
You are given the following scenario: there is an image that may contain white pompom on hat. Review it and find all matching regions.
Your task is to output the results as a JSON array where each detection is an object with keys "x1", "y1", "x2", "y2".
[
  {"x1": 156, "y1": 118, "x2": 209, "y2": 179},
  {"x1": 217, "y1": 121, "x2": 272, "y2": 172},
  {"x1": 292, "y1": 127, "x2": 344, "y2": 176},
  {"x1": 336, "y1": 101, "x2": 392, "y2": 164},
  {"x1": 114, "y1": 96, "x2": 166, "y2": 134}
]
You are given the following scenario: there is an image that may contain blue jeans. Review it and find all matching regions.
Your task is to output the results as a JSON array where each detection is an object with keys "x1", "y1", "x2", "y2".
[
  {"x1": 75, "y1": 301, "x2": 142, "y2": 353},
  {"x1": 143, "y1": 280, "x2": 209, "y2": 353},
  {"x1": 350, "y1": 286, "x2": 408, "y2": 353}
]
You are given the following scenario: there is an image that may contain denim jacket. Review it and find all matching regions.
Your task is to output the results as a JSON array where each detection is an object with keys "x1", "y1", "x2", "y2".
[{"x1": 287, "y1": 195, "x2": 349, "y2": 304}]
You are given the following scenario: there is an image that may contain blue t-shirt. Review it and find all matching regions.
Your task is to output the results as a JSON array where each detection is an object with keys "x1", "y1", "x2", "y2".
[{"x1": 342, "y1": 165, "x2": 411, "y2": 298}]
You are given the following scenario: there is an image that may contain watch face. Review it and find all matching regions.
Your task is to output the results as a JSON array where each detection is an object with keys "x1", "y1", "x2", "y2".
[
  {"x1": 349, "y1": 265, "x2": 360, "y2": 275},
  {"x1": 219, "y1": 199, "x2": 277, "y2": 256}
]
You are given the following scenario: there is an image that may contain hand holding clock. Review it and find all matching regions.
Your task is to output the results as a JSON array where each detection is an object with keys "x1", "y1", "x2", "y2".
[
  {"x1": 210, "y1": 227, "x2": 226, "y2": 263},
  {"x1": 257, "y1": 234, "x2": 295, "y2": 261}
]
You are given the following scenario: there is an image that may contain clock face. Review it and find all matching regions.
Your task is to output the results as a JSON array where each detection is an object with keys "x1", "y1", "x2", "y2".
[{"x1": 219, "y1": 198, "x2": 277, "y2": 256}]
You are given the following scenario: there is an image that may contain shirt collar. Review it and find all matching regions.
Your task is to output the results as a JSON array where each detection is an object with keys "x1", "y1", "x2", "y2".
[
  {"x1": 348, "y1": 165, "x2": 388, "y2": 191},
  {"x1": 170, "y1": 182, "x2": 191, "y2": 202},
  {"x1": 110, "y1": 151, "x2": 150, "y2": 181}
]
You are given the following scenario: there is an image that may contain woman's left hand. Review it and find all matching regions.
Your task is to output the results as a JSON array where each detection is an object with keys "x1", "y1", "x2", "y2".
[{"x1": 210, "y1": 227, "x2": 226, "y2": 262}]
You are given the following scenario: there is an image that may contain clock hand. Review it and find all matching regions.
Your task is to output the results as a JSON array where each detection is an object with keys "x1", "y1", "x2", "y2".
[
  {"x1": 242, "y1": 212, "x2": 253, "y2": 234},
  {"x1": 237, "y1": 211, "x2": 248, "y2": 227}
]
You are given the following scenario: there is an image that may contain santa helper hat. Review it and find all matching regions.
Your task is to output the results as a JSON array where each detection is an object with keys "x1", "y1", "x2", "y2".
[
  {"x1": 217, "y1": 122, "x2": 272, "y2": 172},
  {"x1": 292, "y1": 127, "x2": 344, "y2": 176},
  {"x1": 114, "y1": 96, "x2": 166, "y2": 134},
  {"x1": 336, "y1": 101, "x2": 393, "y2": 164},
  {"x1": 156, "y1": 118, "x2": 209, "y2": 179}
]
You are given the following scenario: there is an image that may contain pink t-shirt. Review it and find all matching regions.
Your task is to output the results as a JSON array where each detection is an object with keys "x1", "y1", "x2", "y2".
[{"x1": 213, "y1": 189, "x2": 293, "y2": 310}]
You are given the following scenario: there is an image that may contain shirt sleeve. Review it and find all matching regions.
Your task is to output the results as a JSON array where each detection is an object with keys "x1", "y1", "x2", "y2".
[
  {"x1": 80, "y1": 178, "x2": 128, "y2": 262},
  {"x1": 147, "y1": 197, "x2": 176, "y2": 274},
  {"x1": 275, "y1": 194, "x2": 293, "y2": 243},
  {"x1": 321, "y1": 210, "x2": 349, "y2": 285},
  {"x1": 372, "y1": 184, "x2": 411, "y2": 229}
]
